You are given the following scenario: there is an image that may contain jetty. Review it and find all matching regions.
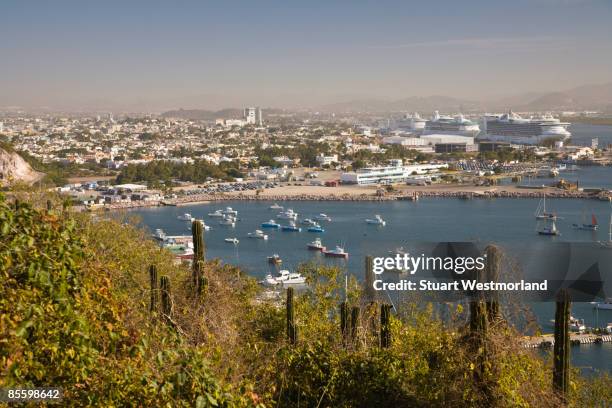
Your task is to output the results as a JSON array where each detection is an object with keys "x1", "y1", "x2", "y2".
[{"x1": 523, "y1": 333, "x2": 612, "y2": 348}]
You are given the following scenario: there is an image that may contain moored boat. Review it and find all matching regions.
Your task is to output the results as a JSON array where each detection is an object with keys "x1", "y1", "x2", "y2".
[
  {"x1": 177, "y1": 213, "x2": 193, "y2": 221},
  {"x1": 224, "y1": 237, "x2": 239, "y2": 244},
  {"x1": 307, "y1": 238, "x2": 326, "y2": 251},
  {"x1": 208, "y1": 210, "x2": 224, "y2": 217},
  {"x1": 323, "y1": 245, "x2": 349, "y2": 259},
  {"x1": 281, "y1": 221, "x2": 302, "y2": 232},
  {"x1": 248, "y1": 230, "x2": 268, "y2": 240},
  {"x1": 365, "y1": 214, "x2": 386, "y2": 226},
  {"x1": 219, "y1": 215, "x2": 236, "y2": 227},
  {"x1": 222, "y1": 207, "x2": 238, "y2": 216},
  {"x1": 314, "y1": 213, "x2": 332, "y2": 222},
  {"x1": 269, "y1": 203, "x2": 283, "y2": 210},
  {"x1": 277, "y1": 209, "x2": 298, "y2": 220},
  {"x1": 307, "y1": 223, "x2": 325, "y2": 233},
  {"x1": 261, "y1": 219, "x2": 281, "y2": 229},
  {"x1": 267, "y1": 254, "x2": 282, "y2": 265},
  {"x1": 261, "y1": 270, "x2": 306, "y2": 286}
]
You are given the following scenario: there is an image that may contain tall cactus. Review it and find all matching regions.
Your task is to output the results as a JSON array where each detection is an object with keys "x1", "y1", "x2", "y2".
[
  {"x1": 46, "y1": 199, "x2": 53, "y2": 212},
  {"x1": 484, "y1": 245, "x2": 501, "y2": 321},
  {"x1": 350, "y1": 306, "x2": 360, "y2": 343},
  {"x1": 191, "y1": 220, "x2": 206, "y2": 291},
  {"x1": 553, "y1": 289, "x2": 571, "y2": 397},
  {"x1": 340, "y1": 301, "x2": 349, "y2": 346},
  {"x1": 149, "y1": 265, "x2": 158, "y2": 312},
  {"x1": 286, "y1": 287, "x2": 297, "y2": 345},
  {"x1": 380, "y1": 304, "x2": 391, "y2": 348},
  {"x1": 160, "y1": 275, "x2": 172, "y2": 317},
  {"x1": 195, "y1": 260, "x2": 208, "y2": 296},
  {"x1": 364, "y1": 256, "x2": 376, "y2": 302}
]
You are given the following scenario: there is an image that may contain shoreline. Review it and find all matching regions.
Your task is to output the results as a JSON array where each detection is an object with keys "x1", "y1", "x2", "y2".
[{"x1": 101, "y1": 188, "x2": 611, "y2": 211}]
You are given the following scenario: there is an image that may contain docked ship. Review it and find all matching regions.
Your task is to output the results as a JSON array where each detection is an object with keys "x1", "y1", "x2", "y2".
[
  {"x1": 480, "y1": 111, "x2": 571, "y2": 145},
  {"x1": 423, "y1": 111, "x2": 480, "y2": 136},
  {"x1": 396, "y1": 112, "x2": 427, "y2": 133}
]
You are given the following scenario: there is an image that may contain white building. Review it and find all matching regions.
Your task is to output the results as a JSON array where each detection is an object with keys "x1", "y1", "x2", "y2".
[
  {"x1": 341, "y1": 160, "x2": 447, "y2": 185},
  {"x1": 244, "y1": 107, "x2": 263, "y2": 126},
  {"x1": 316, "y1": 153, "x2": 338, "y2": 166}
]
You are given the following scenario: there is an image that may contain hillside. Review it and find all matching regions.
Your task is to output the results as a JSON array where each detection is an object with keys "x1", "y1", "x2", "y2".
[{"x1": 0, "y1": 146, "x2": 44, "y2": 185}]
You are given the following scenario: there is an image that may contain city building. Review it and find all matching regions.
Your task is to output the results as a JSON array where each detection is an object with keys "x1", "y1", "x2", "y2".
[
  {"x1": 244, "y1": 107, "x2": 263, "y2": 126},
  {"x1": 340, "y1": 160, "x2": 447, "y2": 185},
  {"x1": 316, "y1": 153, "x2": 338, "y2": 166}
]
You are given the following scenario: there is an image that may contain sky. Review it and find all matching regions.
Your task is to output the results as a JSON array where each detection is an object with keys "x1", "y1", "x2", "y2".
[{"x1": 1, "y1": 0, "x2": 612, "y2": 111}]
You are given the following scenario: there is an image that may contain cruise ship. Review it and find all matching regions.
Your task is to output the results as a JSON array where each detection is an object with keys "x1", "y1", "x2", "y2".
[
  {"x1": 480, "y1": 110, "x2": 571, "y2": 145},
  {"x1": 395, "y1": 112, "x2": 427, "y2": 132},
  {"x1": 424, "y1": 111, "x2": 480, "y2": 136}
]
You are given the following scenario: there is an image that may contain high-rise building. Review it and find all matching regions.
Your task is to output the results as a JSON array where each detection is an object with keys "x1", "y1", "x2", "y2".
[{"x1": 244, "y1": 107, "x2": 263, "y2": 126}]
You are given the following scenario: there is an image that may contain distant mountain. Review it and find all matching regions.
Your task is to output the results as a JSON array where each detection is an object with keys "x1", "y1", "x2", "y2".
[
  {"x1": 319, "y1": 95, "x2": 482, "y2": 113},
  {"x1": 160, "y1": 108, "x2": 244, "y2": 120},
  {"x1": 518, "y1": 83, "x2": 612, "y2": 111}
]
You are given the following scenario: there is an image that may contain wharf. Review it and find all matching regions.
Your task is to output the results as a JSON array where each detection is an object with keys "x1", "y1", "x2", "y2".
[{"x1": 523, "y1": 333, "x2": 612, "y2": 348}]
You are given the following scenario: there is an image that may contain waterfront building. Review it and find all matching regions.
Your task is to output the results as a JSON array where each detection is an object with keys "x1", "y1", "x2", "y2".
[{"x1": 341, "y1": 160, "x2": 447, "y2": 185}]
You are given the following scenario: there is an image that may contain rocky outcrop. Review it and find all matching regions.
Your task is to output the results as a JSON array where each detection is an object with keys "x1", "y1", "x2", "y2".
[{"x1": 0, "y1": 147, "x2": 44, "y2": 185}]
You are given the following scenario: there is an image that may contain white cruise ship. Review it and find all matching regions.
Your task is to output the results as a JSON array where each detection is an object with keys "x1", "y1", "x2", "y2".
[
  {"x1": 395, "y1": 112, "x2": 427, "y2": 133},
  {"x1": 480, "y1": 110, "x2": 571, "y2": 145},
  {"x1": 424, "y1": 111, "x2": 480, "y2": 136}
]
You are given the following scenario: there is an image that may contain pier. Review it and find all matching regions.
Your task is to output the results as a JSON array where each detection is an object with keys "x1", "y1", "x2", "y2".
[{"x1": 523, "y1": 333, "x2": 612, "y2": 348}]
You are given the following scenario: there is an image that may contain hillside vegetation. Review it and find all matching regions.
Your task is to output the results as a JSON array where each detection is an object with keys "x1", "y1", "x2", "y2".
[{"x1": 0, "y1": 193, "x2": 610, "y2": 407}]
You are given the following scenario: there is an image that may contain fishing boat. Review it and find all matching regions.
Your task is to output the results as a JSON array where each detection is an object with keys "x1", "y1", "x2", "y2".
[
  {"x1": 277, "y1": 209, "x2": 298, "y2": 220},
  {"x1": 314, "y1": 213, "x2": 332, "y2": 222},
  {"x1": 365, "y1": 215, "x2": 386, "y2": 226},
  {"x1": 307, "y1": 223, "x2": 325, "y2": 233},
  {"x1": 323, "y1": 245, "x2": 349, "y2": 259},
  {"x1": 600, "y1": 214, "x2": 612, "y2": 249},
  {"x1": 535, "y1": 195, "x2": 557, "y2": 220},
  {"x1": 261, "y1": 270, "x2": 306, "y2": 286},
  {"x1": 224, "y1": 237, "x2": 239, "y2": 244},
  {"x1": 269, "y1": 203, "x2": 283, "y2": 210},
  {"x1": 208, "y1": 209, "x2": 224, "y2": 217},
  {"x1": 267, "y1": 254, "x2": 282, "y2": 265},
  {"x1": 177, "y1": 213, "x2": 194, "y2": 221},
  {"x1": 281, "y1": 221, "x2": 301, "y2": 232},
  {"x1": 261, "y1": 219, "x2": 281, "y2": 229},
  {"x1": 219, "y1": 215, "x2": 236, "y2": 227},
  {"x1": 301, "y1": 218, "x2": 316, "y2": 226},
  {"x1": 573, "y1": 213, "x2": 598, "y2": 231},
  {"x1": 307, "y1": 238, "x2": 326, "y2": 251},
  {"x1": 248, "y1": 230, "x2": 268, "y2": 240},
  {"x1": 222, "y1": 207, "x2": 238, "y2": 216},
  {"x1": 537, "y1": 219, "x2": 560, "y2": 236},
  {"x1": 594, "y1": 298, "x2": 612, "y2": 310}
]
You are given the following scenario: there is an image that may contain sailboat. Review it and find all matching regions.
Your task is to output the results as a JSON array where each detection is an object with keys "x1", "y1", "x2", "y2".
[
  {"x1": 537, "y1": 219, "x2": 560, "y2": 236},
  {"x1": 600, "y1": 213, "x2": 612, "y2": 249},
  {"x1": 573, "y1": 212, "x2": 598, "y2": 231},
  {"x1": 535, "y1": 195, "x2": 557, "y2": 220}
]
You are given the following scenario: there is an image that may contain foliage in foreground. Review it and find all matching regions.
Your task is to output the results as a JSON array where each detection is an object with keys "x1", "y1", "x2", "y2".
[{"x1": 0, "y1": 193, "x2": 610, "y2": 407}]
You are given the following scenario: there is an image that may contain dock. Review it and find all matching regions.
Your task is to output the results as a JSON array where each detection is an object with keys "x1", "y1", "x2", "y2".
[{"x1": 523, "y1": 333, "x2": 612, "y2": 348}]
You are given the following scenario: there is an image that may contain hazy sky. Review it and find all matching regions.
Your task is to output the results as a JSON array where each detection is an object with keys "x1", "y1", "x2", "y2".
[{"x1": 1, "y1": 0, "x2": 612, "y2": 111}]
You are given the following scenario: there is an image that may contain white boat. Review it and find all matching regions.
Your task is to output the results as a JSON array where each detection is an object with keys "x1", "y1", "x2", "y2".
[
  {"x1": 219, "y1": 215, "x2": 236, "y2": 227},
  {"x1": 594, "y1": 298, "x2": 612, "y2": 310},
  {"x1": 177, "y1": 213, "x2": 194, "y2": 221},
  {"x1": 277, "y1": 209, "x2": 298, "y2": 220},
  {"x1": 193, "y1": 219, "x2": 211, "y2": 231},
  {"x1": 261, "y1": 270, "x2": 306, "y2": 286},
  {"x1": 314, "y1": 213, "x2": 332, "y2": 222},
  {"x1": 307, "y1": 238, "x2": 326, "y2": 251},
  {"x1": 269, "y1": 203, "x2": 283, "y2": 210},
  {"x1": 222, "y1": 207, "x2": 238, "y2": 216},
  {"x1": 248, "y1": 230, "x2": 268, "y2": 240},
  {"x1": 261, "y1": 219, "x2": 281, "y2": 229},
  {"x1": 224, "y1": 237, "x2": 239, "y2": 244},
  {"x1": 208, "y1": 210, "x2": 224, "y2": 217},
  {"x1": 572, "y1": 213, "x2": 598, "y2": 231},
  {"x1": 535, "y1": 195, "x2": 557, "y2": 220},
  {"x1": 548, "y1": 315, "x2": 586, "y2": 332},
  {"x1": 365, "y1": 214, "x2": 386, "y2": 226},
  {"x1": 301, "y1": 218, "x2": 316, "y2": 226},
  {"x1": 323, "y1": 245, "x2": 349, "y2": 259},
  {"x1": 152, "y1": 228, "x2": 167, "y2": 241},
  {"x1": 537, "y1": 219, "x2": 560, "y2": 236}
]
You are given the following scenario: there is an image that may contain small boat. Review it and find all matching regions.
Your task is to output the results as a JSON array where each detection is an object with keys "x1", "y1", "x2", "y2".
[
  {"x1": 261, "y1": 219, "x2": 281, "y2": 229},
  {"x1": 535, "y1": 195, "x2": 557, "y2": 220},
  {"x1": 549, "y1": 316, "x2": 586, "y2": 332},
  {"x1": 323, "y1": 245, "x2": 349, "y2": 259},
  {"x1": 307, "y1": 223, "x2": 325, "y2": 233},
  {"x1": 301, "y1": 218, "x2": 316, "y2": 226},
  {"x1": 365, "y1": 214, "x2": 386, "y2": 226},
  {"x1": 269, "y1": 203, "x2": 283, "y2": 210},
  {"x1": 261, "y1": 270, "x2": 306, "y2": 286},
  {"x1": 314, "y1": 213, "x2": 332, "y2": 222},
  {"x1": 594, "y1": 298, "x2": 612, "y2": 310},
  {"x1": 224, "y1": 237, "x2": 239, "y2": 244},
  {"x1": 208, "y1": 210, "x2": 224, "y2": 217},
  {"x1": 248, "y1": 230, "x2": 268, "y2": 240},
  {"x1": 277, "y1": 209, "x2": 298, "y2": 220},
  {"x1": 267, "y1": 254, "x2": 282, "y2": 265},
  {"x1": 307, "y1": 238, "x2": 326, "y2": 251},
  {"x1": 573, "y1": 213, "x2": 598, "y2": 231},
  {"x1": 537, "y1": 219, "x2": 560, "y2": 236},
  {"x1": 177, "y1": 213, "x2": 194, "y2": 221},
  {"x1": 281, "y1": 221, "x2": 302, "y2": 232},
  {"x1": 222, "y1": 207, "x2": 238, "y2": 216},
  {"x1": 219, "y1": 215, "x2": 236, "y2": 227}
]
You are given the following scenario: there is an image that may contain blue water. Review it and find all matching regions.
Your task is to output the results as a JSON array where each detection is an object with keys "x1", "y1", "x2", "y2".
[
  {"x1": 570, "y1": 123, "x2": 612, "y2": 147},
  {"x1": 129, "y1": 198, "x2": 612, "y2": 374}
]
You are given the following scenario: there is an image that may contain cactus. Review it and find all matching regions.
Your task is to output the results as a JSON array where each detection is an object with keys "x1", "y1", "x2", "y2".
[
  {"x1": 484, "y1": 245, "x2": 501, "y2": 321},
  {"x1": 553, "y1": 289, "x2": 571, "y2": 397},
  {"x1": 286, "y1": 287, "x2": 297, "y2": 345},
  {"x1": 195, "y1": 260, "x2": 208, "y2": 296},
  {"x1": 46, "y1": 199, "x2": 53, "y2": 212},
  {"x1": 340, "y1": 301, "x2": 349, "y2": 345},
  {"x1": 380, "y1": 304, "x2": 391, "y2": 348},
  {"x1": 149, "y1": 265, "x2": 158, "y2": 312},
  {"x1": 350, "y1": 306, "x2": 360, "y2": 342},
  {"x1": 191, "y1": 220, "x2": 206, "y2": 291},
  {"x1": 364, "y1": 255, "x2": 376, "y2": 302},
  {"x1": 160, "y1": 275, "x2": 172, "y2": 317}
]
